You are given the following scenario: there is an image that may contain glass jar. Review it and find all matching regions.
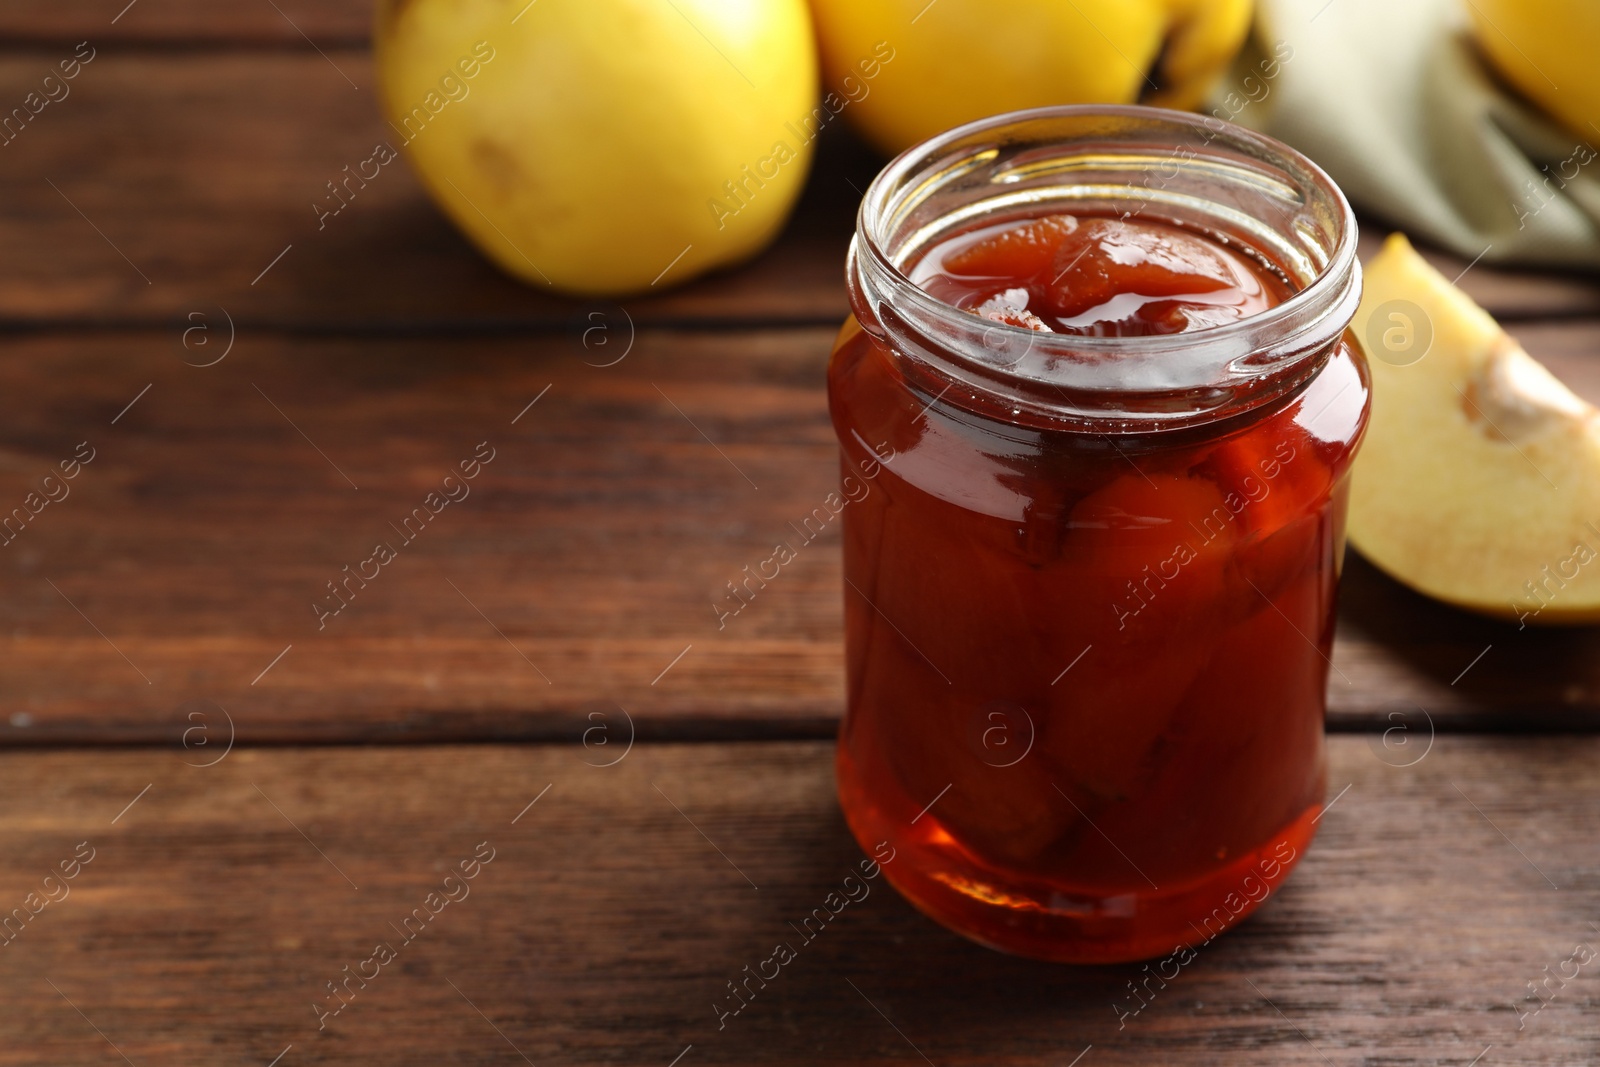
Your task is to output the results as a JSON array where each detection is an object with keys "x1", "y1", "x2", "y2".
[{"x1": 830, "y1": 105, "x2": 1369, "y2": 963}]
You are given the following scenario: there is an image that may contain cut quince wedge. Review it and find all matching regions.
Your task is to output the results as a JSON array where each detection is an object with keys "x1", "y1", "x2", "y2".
[{"x1": 1349, "y1": 234, "x2": 1600, "y2": 625}]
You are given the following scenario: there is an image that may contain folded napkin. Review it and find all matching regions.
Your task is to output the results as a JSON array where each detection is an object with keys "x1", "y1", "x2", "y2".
[{"x1": 1215, "y1": 0, "x2": 1600, "y2": 269}]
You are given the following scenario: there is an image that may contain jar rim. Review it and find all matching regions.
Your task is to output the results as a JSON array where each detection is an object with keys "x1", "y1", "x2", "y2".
[{"x1": 848, "y1": 104, "x2": 1363, "y2": 430}]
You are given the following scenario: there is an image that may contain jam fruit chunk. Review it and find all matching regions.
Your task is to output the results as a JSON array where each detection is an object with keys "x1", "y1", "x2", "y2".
[
  {"x1": 1039, "y1": 472, "x2": 1238, "y2": 803},
  {"x1": 970, "y1": 288, "x2": 1052, "y2": 335},
  {"x1": 944, "y1": 213, "x2": 1081, "y2": 278},
  {"x1": 914, "y1": 213, "x2": 1287, "y2": 337}
]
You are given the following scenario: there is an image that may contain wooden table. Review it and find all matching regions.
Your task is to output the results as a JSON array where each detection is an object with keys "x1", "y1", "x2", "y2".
[{"x1": 3, "y1": 6, "x2": 1599, "y2": 1065}]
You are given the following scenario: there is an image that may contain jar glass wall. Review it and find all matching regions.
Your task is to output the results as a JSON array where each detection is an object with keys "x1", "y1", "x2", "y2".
[{"x1": 829, "y1": 105, "x2": 1369, "y2": 963}]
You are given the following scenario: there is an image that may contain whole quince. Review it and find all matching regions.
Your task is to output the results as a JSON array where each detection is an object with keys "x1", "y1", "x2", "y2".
[
  {"x1": 375, "y1": 0, "x2": 817, "y2": 296},
  {"x1": 806, "y1": 0, "x2": 1254, "y2": 156},
  {"x1": 1467, "y1": 0, "x2": 1600, "y2": 143}
]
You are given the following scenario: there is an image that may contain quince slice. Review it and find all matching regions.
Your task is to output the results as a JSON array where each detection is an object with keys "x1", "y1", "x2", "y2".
[{"x1": 1349, "y1": 234, "x2": 1600, "y2": 624}]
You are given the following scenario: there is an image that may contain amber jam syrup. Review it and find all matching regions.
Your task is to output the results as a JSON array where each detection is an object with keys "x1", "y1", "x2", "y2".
[{"x1": 831, "y1": 185, "x2": 1368, "y2": 962}]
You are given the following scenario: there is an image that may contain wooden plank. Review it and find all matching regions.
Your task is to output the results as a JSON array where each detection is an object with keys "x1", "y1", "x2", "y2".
[
  {"x1": 0, "y1": 328, "x2": 843, "y2": 743},
  {"x1": 0, "y1": 0, "x2": 370, "y2": 47},
  {"x1": 0, "y1": 53, "x2": 1593, "y2": 331},
  {"x1": 3, "y1": 327, "x2": 1599, "y2": 743},
  {"x1": 1355, "y1": 227, "x2": 1600, "y2": 322},
  {"x1": 0, "y1": 53, "x2": 864, "y2": 330},
  {"x1": 0, "y1": 737, "x2": 1591, "y2": 1065}
]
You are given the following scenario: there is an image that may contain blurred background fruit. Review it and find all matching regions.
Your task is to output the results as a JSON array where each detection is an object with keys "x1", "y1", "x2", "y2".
[
  {"x1": 375, "y1": 0, "x2": 817, "y2": 296},
  {"x1": 1465, "y1": 0, "x2": 1600, "y2": 143},
  {"x1": 807, "y1": 0, "x2": 1254, "y2": 156},
  {"x1": 1349, "y1": 234, "x2": 1600, "y2": 624}
]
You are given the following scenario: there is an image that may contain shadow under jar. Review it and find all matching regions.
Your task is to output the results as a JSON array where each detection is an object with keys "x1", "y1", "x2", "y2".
[{"x1": 830, "y1": 105, "x2": 1370, "y2": 963}]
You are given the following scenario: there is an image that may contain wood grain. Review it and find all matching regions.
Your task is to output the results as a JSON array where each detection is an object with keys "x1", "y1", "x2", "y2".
[
  {"x1": 0, "y1": 737, "x2": 1591, "y2": 1065},
  {"x1": 0, "y1": 52, "x2": 866, "y2": 330},
  {"x1": 0, "y1": 327, "x2": 844, "y2": 744},
  {"x1": 0, "y1": 53, "x2": 1593, "y2": 333},
  {"x1": 0, "y1": 0, "x2": 370, "y2": 46},
  {"x1": 1, "y1": 328, "x2": 1597, "y2": 744},
  {"x1": 1354, "y1": 228, "x2": 1600, "y2": 322}
]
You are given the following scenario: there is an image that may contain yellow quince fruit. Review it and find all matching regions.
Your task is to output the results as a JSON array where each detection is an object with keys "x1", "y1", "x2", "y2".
[
  {"x1": 1467, "y1": 0, "x2": 1600, "y2": 144},
  {"x1": 806, "y1": 0, "x2": 1255, "y2": 156},
  {"x1": 375, "y1": 0, "x2": 818, "y2": 296},
  {"x1": 1349, "y1": 234, "x2": 1600, "y2": 625}
]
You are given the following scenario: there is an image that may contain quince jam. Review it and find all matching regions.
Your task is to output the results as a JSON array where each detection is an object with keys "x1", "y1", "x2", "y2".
[
  {"x1": 830, "y1": 210, "x2": 1369, "y2": 962},
  {"x1": 912, "y1": 214, "x2": 1281, "y2": 335}
]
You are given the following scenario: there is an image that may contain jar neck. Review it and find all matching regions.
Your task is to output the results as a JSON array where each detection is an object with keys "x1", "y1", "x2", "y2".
[{"x1": 847, "y1": 105, "x2": 1361, "y2": 434}]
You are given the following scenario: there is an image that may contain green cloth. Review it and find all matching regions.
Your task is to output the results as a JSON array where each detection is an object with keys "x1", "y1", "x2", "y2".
[{"x1": 1214, "y1": 0, "x2": 1600, "y2": 269}]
